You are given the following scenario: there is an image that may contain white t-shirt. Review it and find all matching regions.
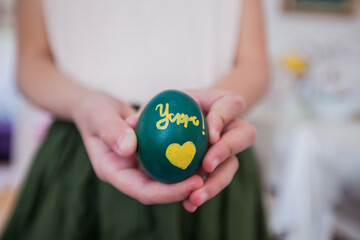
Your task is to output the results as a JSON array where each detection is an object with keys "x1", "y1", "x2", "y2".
[{"x1": 42, "y1": 0, "x2": 242, "y2": 104}]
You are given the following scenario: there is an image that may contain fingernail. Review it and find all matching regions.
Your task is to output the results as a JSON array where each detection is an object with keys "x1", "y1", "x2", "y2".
[
  {"x1": 200, "y1": 191, "x2": 209, "y2": 204},
  {"x1": 212, "y1": 158, "x2": 220, "y2": 171},
  {"x1": 115, "y1": 129, "x2": 136, "y2": 155}
]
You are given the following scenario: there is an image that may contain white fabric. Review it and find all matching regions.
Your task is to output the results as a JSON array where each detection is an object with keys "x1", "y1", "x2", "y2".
[
  {"x1": 42, "y1": 0, "x2": 242, "y2": 104},
  {"x1": 249, "y1": 107, "x2": 360, "y2": 240}
]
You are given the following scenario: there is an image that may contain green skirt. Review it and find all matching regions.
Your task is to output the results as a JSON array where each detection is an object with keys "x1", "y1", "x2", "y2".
[{"x1": 2, "y1": 120, "x2": 269, "y2": 240}]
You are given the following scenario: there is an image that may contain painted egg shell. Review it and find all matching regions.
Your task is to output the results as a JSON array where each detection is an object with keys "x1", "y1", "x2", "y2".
[{"x1": 135, "y1": 90, "x2": 209, "y2": 183}]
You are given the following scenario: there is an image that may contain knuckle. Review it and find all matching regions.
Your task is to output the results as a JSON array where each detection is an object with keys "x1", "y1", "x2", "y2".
[
  {"x1": 222, "y1": 140, "x2": 233, "y2": 157},
  {"x1": 218, "y1": 114, "x2": 226, "y2": 129},
  {"x1": 208, "y1": 113, "x2": 223, "y2": 134},
  {"x1": 231, "y1": 94, "x2": 245, "y2": 112},
  {"x1": 210, "y1": 115, "x2": 225, "y2": 134}
]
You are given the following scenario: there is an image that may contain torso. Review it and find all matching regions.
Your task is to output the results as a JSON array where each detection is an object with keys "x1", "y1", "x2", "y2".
[{"x1": 42, "y1": 0, "x2": 242, "y2": 104}]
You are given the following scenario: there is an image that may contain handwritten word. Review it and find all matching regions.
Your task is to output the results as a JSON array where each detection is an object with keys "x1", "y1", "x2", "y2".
[{"x1": 155, "y1": 103, "x2": 200, "y2": 130}]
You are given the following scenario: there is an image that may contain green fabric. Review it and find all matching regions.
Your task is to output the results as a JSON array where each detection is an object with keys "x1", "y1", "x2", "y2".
[{"x1": 2, "y1": 120, "x2": 269, "y2": 240}]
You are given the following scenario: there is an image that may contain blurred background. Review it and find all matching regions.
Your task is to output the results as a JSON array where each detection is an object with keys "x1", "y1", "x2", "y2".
[{"x1": 0, "y1": 0, "x2": 359, "y2": 239}]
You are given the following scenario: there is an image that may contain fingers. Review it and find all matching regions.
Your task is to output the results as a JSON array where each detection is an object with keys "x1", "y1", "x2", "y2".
[
  {"x1": 107, "y1": 170, "x2": 204, "y2": 205},
  {"x1": 188, "y1": 156, "x2": 239, "y2": 207},
  {"x1": 83, "y1": 136, "x2": 138, "y2": 182},
  {"x1": 141, "y1": 175, "x2": 204, "y2": 204},
  {"x1": 202, "y1": 119, "x2": 256, "y2": 172},
  {"x1": 94, "y1": 112, "x2": 137, "y2": 157},
  {"x1": 183, "y1": 119, "x2": 255, "y2": 212},
  {"x1": 206, "y1": 93, "x2": 245, "y2": 144},
  {"x1": 184, "y1": 89, "x2": 245, "y2": 144},
  {"x1": 84, "y1": 133, "x2": 204, "y2": 205},
  {"x1": 74, "y1": 92, "x2": 138, "y2": 158},
  {"x1": 184, "y1": 89, "x2": 228, "y2": 111},
  {"x1": 183, "y1": 199, "x2": 198, "y2": 212}
]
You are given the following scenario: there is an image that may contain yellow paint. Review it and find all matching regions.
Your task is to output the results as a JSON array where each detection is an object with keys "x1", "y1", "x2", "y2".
[
  {"x1": 155, "y1": 103, "x2": 200, "y2": 130},
  {"x1": 200, "y1": 110, "x2": 205, "y2": 135},
  {"x1": 165, "y1": 141, "x2": 196, "y2": 170}
]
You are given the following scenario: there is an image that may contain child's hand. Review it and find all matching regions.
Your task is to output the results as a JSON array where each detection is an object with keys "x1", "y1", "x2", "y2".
[
  {"x1": 72, "y1": 91, "x2": 203, "y2": 205},
  {"x1": 181, "y1": 89, "x2": 257, "y2": 212}
]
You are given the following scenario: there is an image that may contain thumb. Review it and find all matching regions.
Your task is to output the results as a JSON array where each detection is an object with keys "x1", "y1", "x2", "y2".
[{"x1": 96, "y1": 116, "x2": 137, "y2": 157}]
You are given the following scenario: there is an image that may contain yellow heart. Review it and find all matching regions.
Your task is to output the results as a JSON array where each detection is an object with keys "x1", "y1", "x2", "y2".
[{"x1": 165, "y1": 141, "x2": 196, "y2": 170}]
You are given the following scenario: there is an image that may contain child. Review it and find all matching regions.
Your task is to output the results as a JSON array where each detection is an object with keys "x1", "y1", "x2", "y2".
[{"x1": 2, "y1": 0, "x2": 270, "y2": 239}]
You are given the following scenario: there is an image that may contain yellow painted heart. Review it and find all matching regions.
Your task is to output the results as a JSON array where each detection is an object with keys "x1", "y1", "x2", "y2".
[{"x1": 165, "y1": 141, "x2": 196, "y2": 170}]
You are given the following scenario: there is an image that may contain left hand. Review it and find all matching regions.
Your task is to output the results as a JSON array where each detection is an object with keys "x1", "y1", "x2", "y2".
[{"x1": 181, "y1": 89, "x2": 257, "y2": 212}]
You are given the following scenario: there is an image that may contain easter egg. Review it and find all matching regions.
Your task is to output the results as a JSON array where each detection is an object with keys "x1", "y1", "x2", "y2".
[{"x1": 135, "y1": 90, "x2": 209, "y2": 183}]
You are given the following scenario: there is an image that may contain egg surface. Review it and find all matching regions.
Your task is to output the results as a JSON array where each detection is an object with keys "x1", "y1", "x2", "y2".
[{"x1": 135, "y1": 90, "x2": 208, "y2": 183}]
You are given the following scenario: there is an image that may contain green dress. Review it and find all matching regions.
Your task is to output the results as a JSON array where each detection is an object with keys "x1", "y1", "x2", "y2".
[{"x1": 2, "y1": 120, "x2": 269, "y2": 240}]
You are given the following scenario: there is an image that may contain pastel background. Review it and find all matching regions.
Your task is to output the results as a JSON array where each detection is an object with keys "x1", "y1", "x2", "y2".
[{"x1": 0, "y1": 1, "x2": 359, "y2": 239}]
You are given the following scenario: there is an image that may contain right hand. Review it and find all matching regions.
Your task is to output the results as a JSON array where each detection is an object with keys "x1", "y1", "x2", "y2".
[{"x1": 72, "y1": 90, "x2": 203, "y2": 205}]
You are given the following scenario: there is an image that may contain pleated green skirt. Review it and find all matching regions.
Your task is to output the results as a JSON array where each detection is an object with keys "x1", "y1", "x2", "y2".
[{"x1": 2, "y1": 120, "x2": 269, "y2": 240}]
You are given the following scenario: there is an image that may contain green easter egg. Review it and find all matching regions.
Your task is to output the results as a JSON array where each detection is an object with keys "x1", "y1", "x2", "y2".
[{"x1": 135, "y1": 90, "x2": 209, "y2": 183}]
